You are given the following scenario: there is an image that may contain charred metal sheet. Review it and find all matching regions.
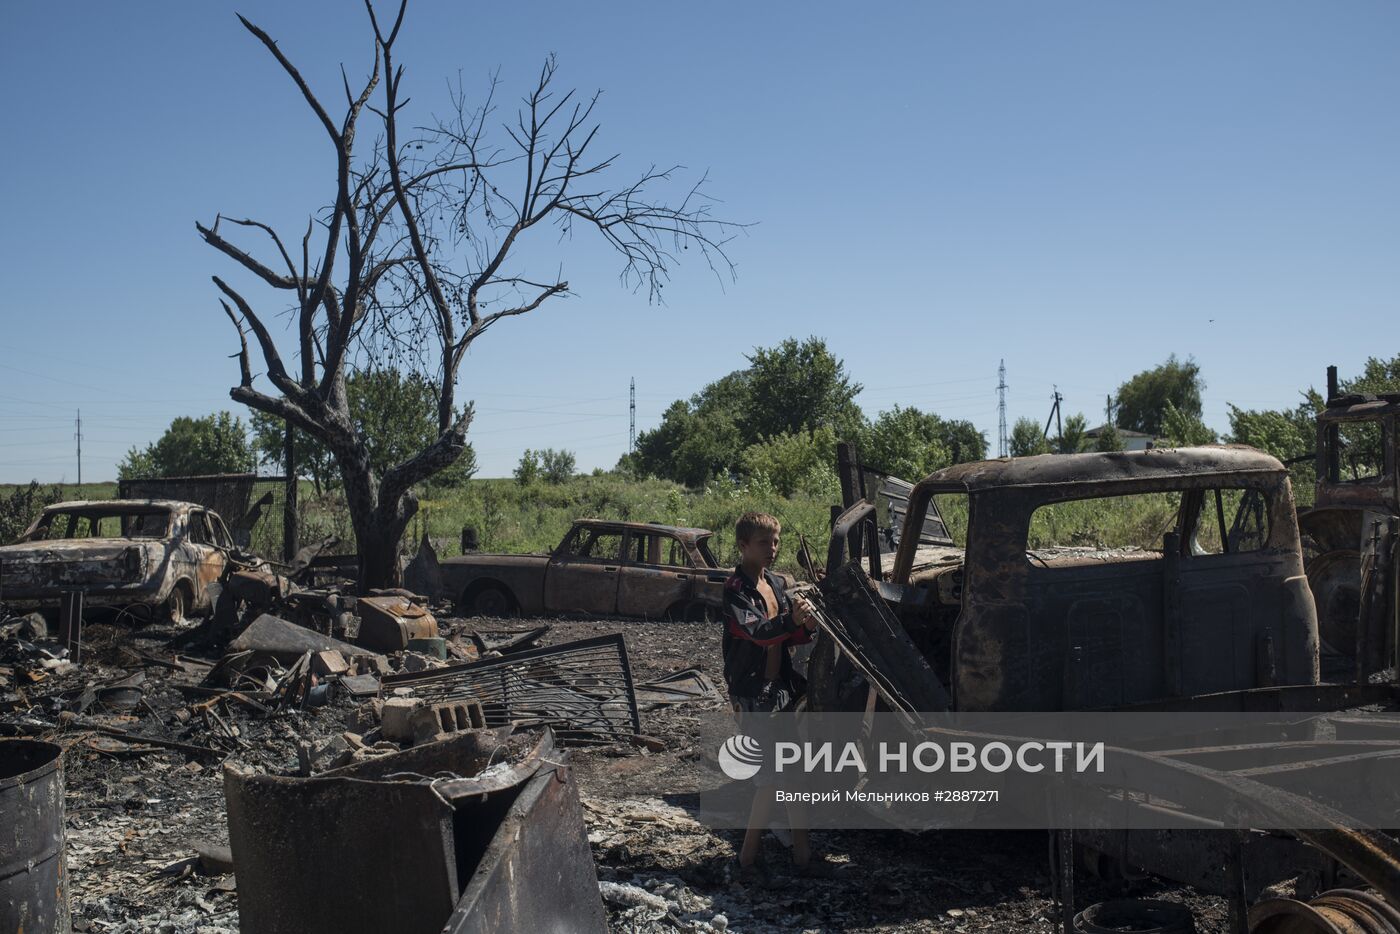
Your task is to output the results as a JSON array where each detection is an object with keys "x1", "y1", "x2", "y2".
[
  {"x1": 227, "y1": 613, "x2": 373, "y2": 664},
  {"x1": 1357, "y1": 513, "x2": 1399, "y2": 681},
  {"x1": 225, "y1": 730, "x2": 552, "y2": 934},
  {"x1": 404, "y1": 533, "x2": 444, "y2": 601},
  {"x1": 812, "y1": 558, "x2": 951, "y2": 715},
  {"x1": 382, "y1": 633, "x2": 641, "y2": 745},
  {"x1": 469, "y1": 626, "x2": 549, "y2": 655},
  {"x1": 635, "y1": 668, "x2": 720, "y2": 710},
  {"x1": 0, "y1": 739, "x2": 69, "y2": 934},
  {"x1": 439, "y1": 761, "x2": 607, "y2": 934}
]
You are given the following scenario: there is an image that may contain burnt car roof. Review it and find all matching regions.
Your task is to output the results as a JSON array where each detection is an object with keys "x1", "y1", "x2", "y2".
[
  {"x1": 915, "y1": 446, "x2": 1286, "y2": 493},
  {"x1": 572, "y1": 518, "x2": 712, "y2": 541},
  {"x1": 42, "y1": 500, "x2": 199, "y2": 513}
]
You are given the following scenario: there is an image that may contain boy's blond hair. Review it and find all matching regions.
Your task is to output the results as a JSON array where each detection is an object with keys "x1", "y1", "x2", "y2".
[{"x1": 735, "y1": 511, "x2": 780, "y2": 543}]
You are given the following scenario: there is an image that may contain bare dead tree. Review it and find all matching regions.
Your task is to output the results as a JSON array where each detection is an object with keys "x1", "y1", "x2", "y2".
[{"x1": 200, "y1": 0, "x2": 738, "y2": 589}]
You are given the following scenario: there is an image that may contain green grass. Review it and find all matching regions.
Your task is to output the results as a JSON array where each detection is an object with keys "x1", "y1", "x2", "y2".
[
  {"x1": 408, "y1": 473, "x2": 835, "y2": 574},
  {"x1": 0, "y1": 482, "x2": 118, "y2": 502}
]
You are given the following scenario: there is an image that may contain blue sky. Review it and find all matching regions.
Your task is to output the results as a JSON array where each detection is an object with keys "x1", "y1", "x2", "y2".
[{"x1": 2, "y1": 1, "x2": 1396, "y2": 482}]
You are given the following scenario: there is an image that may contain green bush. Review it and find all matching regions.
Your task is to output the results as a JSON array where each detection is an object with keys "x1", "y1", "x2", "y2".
[{"x1": 0, "y1": 481, "x2": 65, "y2": 544}]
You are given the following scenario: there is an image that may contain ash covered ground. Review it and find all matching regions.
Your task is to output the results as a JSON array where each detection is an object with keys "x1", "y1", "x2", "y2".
[{"x1": 1, "y1": 613, "x2": 1236, "y2": 933}]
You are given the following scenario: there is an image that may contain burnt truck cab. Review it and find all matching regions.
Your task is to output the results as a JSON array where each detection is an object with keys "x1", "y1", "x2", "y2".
[
  {"x1": 0, "y1": 499, "x2": 240, "y2": 623},
  {"x1": 1299, "y1": 388, "x2": 1400, "y2": 678},
  {"x1": 442, "y1": 519, "x2": 734, "y2": 620},
  {"x1": 818, "y1": 446, "x2": 1319, "y2": 712}
]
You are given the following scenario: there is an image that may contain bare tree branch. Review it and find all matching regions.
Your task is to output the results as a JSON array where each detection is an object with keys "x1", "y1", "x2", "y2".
[
  {"x1": 220, "y1": 299, "x2": 253, "y2": 387},
  {"x1": 205, "y1": 1, "x2": 739, "y2": 588}
]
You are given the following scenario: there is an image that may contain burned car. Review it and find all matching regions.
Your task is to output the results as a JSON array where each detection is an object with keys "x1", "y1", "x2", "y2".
[
  {"x1": 1298, "y1": 367, "x2": 1399, "y2": 681},
  {"x1": 814, "y1": 445, "x2": 1320, "y2": 712},
  {"x1": 0, "y1": 499, "x2": 243, "y2": 623},
  {"x1": 441, "y1": 519, "x2": 739, "y2": 619}
]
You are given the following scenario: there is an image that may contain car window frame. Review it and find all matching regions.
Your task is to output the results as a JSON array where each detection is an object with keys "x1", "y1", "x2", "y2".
[
  {"x1": 188, "y1": 510, "x2": 212, "y2": 546},
  {"x1": 622, "y1": 531, "x2": 694, "y2": 569},
  {"x1": 560, "y1": 526, "x2": 622, "y2": 562}
]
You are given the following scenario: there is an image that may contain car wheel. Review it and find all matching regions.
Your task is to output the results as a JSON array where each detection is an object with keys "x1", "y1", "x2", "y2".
[
  {"x1": 470, "y1": 584, "x2": 513, "y2": 618},
  {"x1": 166, "y1": 584, "x2": 191, "y2": 625}
]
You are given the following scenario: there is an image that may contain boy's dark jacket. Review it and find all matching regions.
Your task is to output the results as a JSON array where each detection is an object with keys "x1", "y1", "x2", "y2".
[{"x1": 722, "y1": 564, "x2": 812, "y2": 699}]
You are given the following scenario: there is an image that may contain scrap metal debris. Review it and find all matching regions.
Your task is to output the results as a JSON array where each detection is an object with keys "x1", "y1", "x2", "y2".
[{"x1": 382, "y1": 633, "x2": 642, "y2": 745}]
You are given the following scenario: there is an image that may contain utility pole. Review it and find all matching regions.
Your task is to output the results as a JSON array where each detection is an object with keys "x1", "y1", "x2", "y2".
[
  {"x1": 1105, "y1": 394, "x2": 1114, "y2": 427},
  {"x1": 629, "y1": 378, "x2": 636, "y2": 454},
  {"x1": 996, "y1": 360, "x2": 1009, "y2": 458},
  {"x1": 1042, "y1": 387, "x2": 1063, "y2": 444},
  {"x1": 283, "y1": 422, "x2": 297, "y2": 562},
  {"x1": 74, "y1": 410, "x2": 83, "y2": 489}
]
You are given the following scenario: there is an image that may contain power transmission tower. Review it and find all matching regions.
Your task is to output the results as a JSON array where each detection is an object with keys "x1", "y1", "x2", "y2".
[
  {"x1": 629, "y1": 378, "x2": 636, "y2": 454},
  {"x1": 1042, "y1": 387, "x2": 1063, "y2": 444},
  {"x1": 996, "y1": 360, "x2": 1009, "y2": 458},
  {"x1": 74, "y1": 409, "x2": 83, "y2": 488}
]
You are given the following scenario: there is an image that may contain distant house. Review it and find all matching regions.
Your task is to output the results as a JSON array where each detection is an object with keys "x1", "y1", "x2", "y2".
[{"x1": 1084, "y1": 425, "x2": 1155, "y2": 451}]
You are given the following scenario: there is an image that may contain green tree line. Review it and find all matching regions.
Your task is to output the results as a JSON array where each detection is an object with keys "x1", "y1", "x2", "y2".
[{"x1": 621, "y1": 336, "x2": 988, "y2": 494}]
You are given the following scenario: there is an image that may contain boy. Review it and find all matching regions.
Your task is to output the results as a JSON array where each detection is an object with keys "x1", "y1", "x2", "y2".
[{"x1": 723, "y1": 512, "x2": 835, "y2": 879}]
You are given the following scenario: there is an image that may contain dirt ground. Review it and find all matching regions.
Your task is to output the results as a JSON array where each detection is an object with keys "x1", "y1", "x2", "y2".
[{"x1": 1, "y1": 612, "x2": 1238, "y2": 933}]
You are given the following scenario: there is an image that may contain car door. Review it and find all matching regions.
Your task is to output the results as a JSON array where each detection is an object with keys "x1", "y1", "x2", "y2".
[
  {"x1": 543, "y1": 526, "x2": 622, "y2": 615},
  {"x1": 183, "y1": 511, "x2": 228, "y2": 610},
  {"x1": 1172, "y1": 486, "x2": 1295, "y2": 696},
  {"x1": 616, "y1": 531, "x2": 694, "y2": 618}
]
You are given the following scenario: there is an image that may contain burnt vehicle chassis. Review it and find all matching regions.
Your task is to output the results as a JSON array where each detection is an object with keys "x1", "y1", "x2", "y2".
[
  {"x1": 1299, "y1": 366, "x2": 1400, "y2": 684},
  {"x1": 810, "y1": 443, "x2": 1400, "y2": 931}
]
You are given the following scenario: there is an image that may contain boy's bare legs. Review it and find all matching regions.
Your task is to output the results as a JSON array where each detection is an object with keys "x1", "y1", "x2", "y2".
[
  {"x1": 739, "y1": 792, "x2": 772, "y2": 867},
  {"x1": 738, "y1": 644, "x2": 786, "y2": 868},
  {"x1": 790, "y1": 823, "x2": 810, "y2": 865}
]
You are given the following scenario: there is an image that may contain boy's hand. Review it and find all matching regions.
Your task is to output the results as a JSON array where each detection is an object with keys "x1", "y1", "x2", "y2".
[{"x1": 793, "y1": 596, "x2": 817, "y2": 629}]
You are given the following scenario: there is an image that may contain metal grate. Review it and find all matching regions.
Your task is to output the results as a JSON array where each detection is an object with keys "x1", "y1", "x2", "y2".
[{"x1": 381, "y1": 633, "x2": 640, "y2": 746}]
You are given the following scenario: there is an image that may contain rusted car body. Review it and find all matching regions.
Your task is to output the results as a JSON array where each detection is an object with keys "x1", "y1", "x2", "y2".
[
  {"x1": 1298, "y1": 370, "x2": 1399, "y2": 679},
  {"x1": 816, "y1": 446, "x2": 1319, "y2": 712},
  {"x1": 0, "y1": 500, "x2": 240, "y2": 622},
  {"x1": 441, "y1": 519, "x2": 733, "y2": 619}
]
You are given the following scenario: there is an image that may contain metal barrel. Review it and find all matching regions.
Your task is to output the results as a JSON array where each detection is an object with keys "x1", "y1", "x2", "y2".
[{"x1": 0, "y1": 740, "x2": 69, "y2": 934}]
